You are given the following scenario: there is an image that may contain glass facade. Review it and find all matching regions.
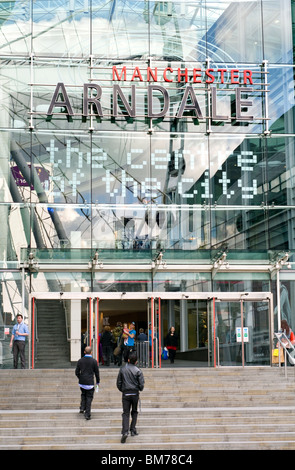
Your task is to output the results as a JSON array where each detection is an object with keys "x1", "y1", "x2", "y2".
[{"x1": 1, "y1": 0, "x2": 295, "y2": 368}]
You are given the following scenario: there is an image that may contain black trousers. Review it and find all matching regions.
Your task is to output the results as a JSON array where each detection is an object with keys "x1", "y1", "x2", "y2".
[
  {"x1": 123, "y1": 345, "x2": 135, "y2": 363},
  {"x1": 168, "y1": 348, "x2": 176, "y2": 363},
  {"x1": 121, "y1": 393, "x2": 139, "y2": 434},
  {"x1": 102, "y1": 345, "x2": 113, "y2": 366},
  {"x1": 80, "y1": 387, "x2": 94, "y2": 418},
  {"x1": 13, "y1": 340, "x2": 26, "y2": 369}
]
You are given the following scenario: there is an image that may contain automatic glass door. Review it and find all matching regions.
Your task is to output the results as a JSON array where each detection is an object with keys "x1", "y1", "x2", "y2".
[{"x1": 211, "y1": 297, "x2": 272, "y2": 367}]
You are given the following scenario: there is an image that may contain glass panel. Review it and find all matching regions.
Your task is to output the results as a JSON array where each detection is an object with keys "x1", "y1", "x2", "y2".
[
  {"x1": 91, "y1": 132, "x2": 211, "y2": 250},
  {"x1": 187, "y1": 299, "x2": 208, "y2": 364},
  {"x1": 30, "y1": 271, "x2": 92, "y2": 293},
  {"x1": 0, "y1": 1, "x2": 31, "y2": 55},
  {"x1": 262, "y1": 0, "x2": 293, "y2": 63},
  {"x1": 213, "y1": 278, "x2": 271, "y2": 296},
  {"x1": 205, "y1": 1, "x2": 263, "y2": 64},
  {"x1": 91, "y1": 133, "x2": 151, "y2": 206},
  {"x1": 0, "y1": 58, "x2": 31, "y2": 128},
  {"x1": 215, "y1": 299, "x2": 270, "y2": 366},
  {"x1": 160, "y1": 298, "x2": 209, "y2": 367},
  {"x1": 268, "y1": 66, "x2": 295, "y2": 133},
  {"x1": 33, "y1": 131, "x2": 91, "y2": 204},
  {"x1": 153, "y1": 272, "x2": 211, "y2": 293},
  {"x1": 151, "y1": 134, "x2": 209, "y2": 205},
  {"x1": 272, "y1": 278, "x2": 295, "y2": 334},
  {"x1": 93, "y1": 272, "x2": 152, "y2": 293},
  {"x1": 92, "y1": 206, "x2": 151, "y2": 251},
  {"x1": 244, "y1": 300, "x2": 270, "y2": 366},
  {"x1": 32, "y1": 0, "x2": 90, "y2": 57},
  {"x1": 211, "y1": 135, "x2": 265, "y2": 207},
  {"x1": 215, "y1": 300, "x2": 241, "y2": 366},
  {"x1": 209, "y1": 67, "x2": 264, "y2": 135},
  {"x1": 92, "y1": 0, "x2": 148, "y2": 59},
  {"x1": 211, "y1": 209, "x2": 269, "y2": 250},
  {"x1": 32, "y1": 58, "x2": 89, "y2": 130},
  {"x1": 31, "y1": 206, "x2": 91, "y2": 249},
  {"x1": 91, "y1": 132, "x2": 210, "y2": 204},
  {"x1": 265, "y1": 136, "x2": 295, "y2": 208},
  {"x1": 160, "y1": 299, "x2": 180, "y2": 366},
  {"x1": 0, "y1": 204, "x2": 32, "y2": 263},
  {"x1": 0, "y1": 271, "x2": 26, "y2": 369},
  {"x1": 150, "y1": 1, "x2": 207, "y2": 61}
]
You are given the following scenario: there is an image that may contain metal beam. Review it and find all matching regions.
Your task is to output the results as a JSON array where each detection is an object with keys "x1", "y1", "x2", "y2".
[
  {"x1": 29, "y1": 291, "x2": 272, "y2": 302},
  {"x1": 20, "y1": 262, "x2": 273, "y2": 273}
]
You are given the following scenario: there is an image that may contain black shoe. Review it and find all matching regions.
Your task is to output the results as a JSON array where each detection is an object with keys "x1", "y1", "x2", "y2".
[
  {"x1": 85, "y1": 415, "x2": 91, "y2": 420},
  {"x1": 79, "y1": 410, "x2": 85, "y2": 414},
  {"x1": 121, "y1": 434, "x2": 128, "y2": 443},
  {"x1": 131, "y1": 430, "x2": 138, "y2": 436}
]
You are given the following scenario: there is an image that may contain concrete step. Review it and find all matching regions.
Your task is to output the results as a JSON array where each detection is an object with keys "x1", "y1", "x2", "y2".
[
  {"x1": 1, "y1": 408, "x2": 295, "y2": 450},
  {"x1": 0, "y1": 368, "x2": 293, "y2": 408},
  {"x1": 1, "y1": 367, "x2": 295, "y2": 450}
]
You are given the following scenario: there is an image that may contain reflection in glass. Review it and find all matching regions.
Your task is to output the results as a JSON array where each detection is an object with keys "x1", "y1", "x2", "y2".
[{"x1": 0, "y1": 0, "x2": 295, "y2": 370}]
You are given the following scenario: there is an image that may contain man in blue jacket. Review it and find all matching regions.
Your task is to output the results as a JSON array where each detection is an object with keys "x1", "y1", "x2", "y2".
[
  {"x1": 75, "y1": 346, "x2": 100, "y2": 420},
  {"x1": 123, "y1": 321, "x2": 136, "y2": 363}
]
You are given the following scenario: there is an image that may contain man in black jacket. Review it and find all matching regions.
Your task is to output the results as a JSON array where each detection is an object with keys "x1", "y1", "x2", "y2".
[
  {"x1": 75, "y1": 346, "x2": 100, "y2": 420},
  {"x1": 116, "y1": 351, "x2": 144, "y2": 443}
]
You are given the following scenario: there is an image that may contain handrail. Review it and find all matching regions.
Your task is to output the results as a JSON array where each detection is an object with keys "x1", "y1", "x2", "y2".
[
  {"x1": 274, "y1": 332, "x2": 295, "y2": 369},
  {"x1": 135, "y1": 341, "x2": 149, "y2": 368},
  {"x1": 34, "y1": 300, "x2": 38, "y2": 345},
  {"x1": 216, "y1": 337, "x2": 220, "y2": 367},
  {"x1": 32, "y1": 297, "x2": 36, "y2": 369},
  {"x1": 62, "y1": 299, "x2": 70, "y2": 342}
]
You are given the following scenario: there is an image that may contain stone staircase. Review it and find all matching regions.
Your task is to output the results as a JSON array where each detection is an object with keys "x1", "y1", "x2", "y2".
[{"x1": 1, "y1": 367, "x2": 295, "y2": 450}]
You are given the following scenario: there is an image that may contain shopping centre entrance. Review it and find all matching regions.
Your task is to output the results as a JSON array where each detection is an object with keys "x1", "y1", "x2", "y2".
[{"x1": 29, "y1": 291, "x2": 273, "y2": 369}]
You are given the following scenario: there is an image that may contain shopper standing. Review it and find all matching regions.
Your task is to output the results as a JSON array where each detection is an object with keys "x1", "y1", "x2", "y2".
[
  {"x1": 9, "y1": 314, "x2": 29, "y2": 369},
  {"x1": 164, "y1": 326, "x2": 178, "y2": 364},
  {"x1": 116, "y1": 351, "x2": 144, "y2": 443},
  {"x1": 113, "y1": 322, "x2": 123, "y2": 366},
  {"x1": 123, "y1": 322, "x2": 136, "y2": 363},
  {"x1": 75, "y1": 346, "x2": 100, "y2": 420},
  {"x1": 100, "y1": 325, "x2": 113, "y2": 366}
]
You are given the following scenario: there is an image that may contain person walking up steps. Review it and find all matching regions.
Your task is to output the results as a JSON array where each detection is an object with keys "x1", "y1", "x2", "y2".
[
  {"x1": 116, "y1": 351, "x2": 144, "y2": 443},
  {"x1": 75, "y1": 346, "x2": 100, "y2": 420}
]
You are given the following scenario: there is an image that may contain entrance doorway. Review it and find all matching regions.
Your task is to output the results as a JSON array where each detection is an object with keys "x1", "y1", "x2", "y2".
[
  {"x1": 29, "y1": 291, "x2": 273, "y2": 369},
  {"x1": 92, "y1": 298, "x2": 147, "y2": 332},
  {"x1": 210, "y1": 296, "x2": 272, "y2": 367}
]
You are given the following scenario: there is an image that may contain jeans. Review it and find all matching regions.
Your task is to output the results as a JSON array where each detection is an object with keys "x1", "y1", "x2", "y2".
[{"x1": 121, "y1": 393, "x2": 139, "y2": 435}]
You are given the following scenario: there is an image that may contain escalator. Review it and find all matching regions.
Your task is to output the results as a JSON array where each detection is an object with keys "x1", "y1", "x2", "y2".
[{"x1": 34, "y1": 299, "x2": 71, "y2": 368}]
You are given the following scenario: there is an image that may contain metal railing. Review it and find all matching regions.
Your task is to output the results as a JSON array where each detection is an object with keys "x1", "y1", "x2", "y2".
[
  {"x1": 136, "y1": 341, "x2": 149, "y2": 368},
  {"x1": 274, "y1": 332, "x2": 295, "y2": 378},
  {"x1": 216, "y1": 337, "x2": 220, "y2": 367}
]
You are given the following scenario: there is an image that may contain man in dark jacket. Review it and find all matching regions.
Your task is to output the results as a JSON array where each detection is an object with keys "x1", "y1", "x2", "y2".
[
  {"x1": 116, "y1": 351, "x2": 144, "y2": 443},
  {"x1": 75, "y1": 346, "x2": 100, "y2": 420}
]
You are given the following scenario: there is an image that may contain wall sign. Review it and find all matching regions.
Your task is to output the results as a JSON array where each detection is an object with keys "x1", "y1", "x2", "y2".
[
  {"x1": 236, "y1": 327, "x2": 249, "y2": 343},
  {"x1": 45, "y1": 65, "x2": 265, "y2": 123}
]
